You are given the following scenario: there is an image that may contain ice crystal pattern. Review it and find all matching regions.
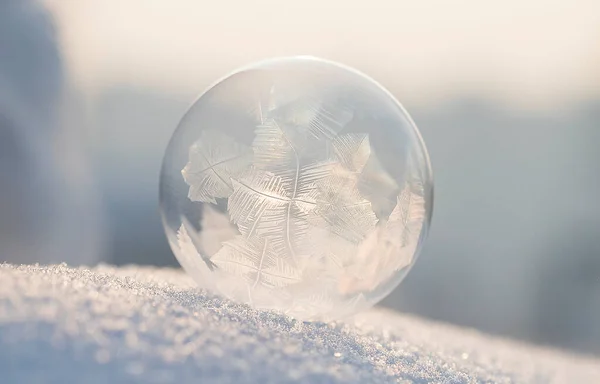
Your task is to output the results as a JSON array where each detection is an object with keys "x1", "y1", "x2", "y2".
[
  {"x1": 180, "y1": 94, "x2": 426, "y2": 317},
  {"x1": 182, "y1": 130, "x2": 253, "y2": 204}
]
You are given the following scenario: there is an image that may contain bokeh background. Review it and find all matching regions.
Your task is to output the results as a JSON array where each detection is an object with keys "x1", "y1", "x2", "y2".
[{"x1": 1, "y1": 0, "x2": 599, "y2": 356}]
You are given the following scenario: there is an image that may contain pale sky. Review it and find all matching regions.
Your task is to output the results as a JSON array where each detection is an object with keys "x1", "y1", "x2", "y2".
[{"x1": 48, "y1": 0, "x2": 600, "y2": 109}]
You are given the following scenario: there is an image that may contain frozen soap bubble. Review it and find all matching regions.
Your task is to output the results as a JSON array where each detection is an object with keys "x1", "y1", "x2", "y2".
[{"x1": 159, "y1": 57, "x2": 433, "y2": 320}]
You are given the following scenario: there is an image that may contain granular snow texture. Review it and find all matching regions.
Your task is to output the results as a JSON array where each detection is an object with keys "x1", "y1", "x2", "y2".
[{"x1": 0, "y1": 264, "x2": 598, "y2": 383}]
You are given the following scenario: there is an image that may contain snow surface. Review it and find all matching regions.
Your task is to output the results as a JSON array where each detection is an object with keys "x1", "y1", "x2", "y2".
[{"x1": 0, "y1": 264, "x2": 598, "y2": 383}]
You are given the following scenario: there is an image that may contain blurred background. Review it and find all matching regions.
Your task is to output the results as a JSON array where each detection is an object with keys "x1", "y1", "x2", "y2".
[{"x1": 1, "y1": 0, "x2": 599, "y2": 356}]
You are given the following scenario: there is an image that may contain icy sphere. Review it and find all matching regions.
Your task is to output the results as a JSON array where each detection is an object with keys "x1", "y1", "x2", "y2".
[{"x1": 159, "y1": 57, "x2": 433, "y2": 320}]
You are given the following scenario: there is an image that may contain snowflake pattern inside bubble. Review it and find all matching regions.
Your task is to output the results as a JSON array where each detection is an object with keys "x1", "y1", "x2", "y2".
[{"x1": 160, "y1": 57, "x2": 433, "y2": 320}]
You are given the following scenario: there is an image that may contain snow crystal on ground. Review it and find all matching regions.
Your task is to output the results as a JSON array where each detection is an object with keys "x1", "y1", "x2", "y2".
[{"x1": 0, "y1": 264, "x2": 598, "y2": 383}]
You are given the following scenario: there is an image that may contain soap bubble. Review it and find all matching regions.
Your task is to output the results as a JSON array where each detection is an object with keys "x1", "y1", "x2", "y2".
[{"x1": 160, "y1": 57, "x2": 433, "y2": 320}]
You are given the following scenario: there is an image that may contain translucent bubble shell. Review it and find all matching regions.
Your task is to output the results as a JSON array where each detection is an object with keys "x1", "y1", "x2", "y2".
[{"x1": 159, "y1": 57, "x2": 433, "y2": 320}]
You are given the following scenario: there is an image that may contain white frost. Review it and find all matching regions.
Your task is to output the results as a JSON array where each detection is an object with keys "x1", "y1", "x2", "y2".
[{"x1": 0, "y1": 263, "x2": 598, "y2": 384}]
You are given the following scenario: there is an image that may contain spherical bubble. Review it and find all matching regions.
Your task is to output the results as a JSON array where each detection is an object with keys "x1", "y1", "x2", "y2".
[{"x1": 159, "y1": 57, "x2": 433, "y2": 320}]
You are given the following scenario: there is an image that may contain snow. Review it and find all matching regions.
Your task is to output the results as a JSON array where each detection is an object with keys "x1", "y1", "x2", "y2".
[{"x1": 0, "y1": 264, "x2": 598, "y2": 383}]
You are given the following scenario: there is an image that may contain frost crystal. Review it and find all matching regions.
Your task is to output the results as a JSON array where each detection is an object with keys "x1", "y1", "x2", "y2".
[{"x1": 182, "y1": 130, "x2": 253, "y2": 203}]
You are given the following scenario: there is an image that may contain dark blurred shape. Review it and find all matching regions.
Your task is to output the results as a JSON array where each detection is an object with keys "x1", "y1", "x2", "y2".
[
  {"x1": 0, "y1": 0, "x2": 105, "y2": 265},
  {"x1": 0, "y1": 0, "x2": 63, "y2": 124}
]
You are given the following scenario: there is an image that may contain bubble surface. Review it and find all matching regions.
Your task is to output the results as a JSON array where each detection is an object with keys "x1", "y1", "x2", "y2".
[{"x1": 159, "y1": 57, "x2": 433, "y2": 320}]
